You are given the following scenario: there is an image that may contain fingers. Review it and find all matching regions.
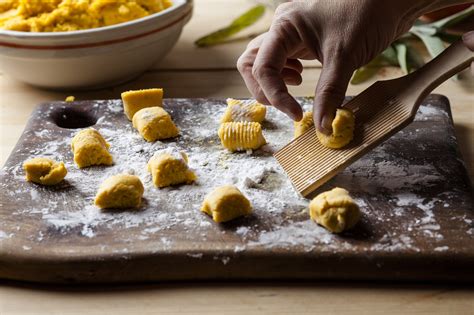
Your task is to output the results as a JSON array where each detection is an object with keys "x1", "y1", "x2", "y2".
[
  {"x1": 313, "y1": 54, "x2": 354, "y2": 134},
  {"x1": 252, "y1": 31, "x2": 303, "y2": 121},
  {"x1": 282, "y1": 68, "x2": 303, "y2": 85}
]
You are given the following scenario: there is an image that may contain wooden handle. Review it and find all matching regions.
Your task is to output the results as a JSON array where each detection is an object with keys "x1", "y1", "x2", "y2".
[{"x1": 406, "y1": 40, "x2": 473, "y2": 109}]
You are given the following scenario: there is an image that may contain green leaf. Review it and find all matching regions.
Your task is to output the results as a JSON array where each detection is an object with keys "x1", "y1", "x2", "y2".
[
  {"x1": 380, "y1": 45, "x2": 399, "y2": 66},
  {"x1": 428, "y1": 5, "x2": 474, "y2": 30},
  {"x1": 410, "y1": 30, "x2": 445, "y2": 59},
  {"x1": 350, "y1": 55, "x2": 385, "y2": 84},
  {"x1": 195, "y1": 5, "x2": 266, "y2": 47},
  {"x1": 395, "y1": 43, "x2": 408, "y2": 74},
  {"x1": 405, "y1": 42, "x2": 424, "y2": 72}
]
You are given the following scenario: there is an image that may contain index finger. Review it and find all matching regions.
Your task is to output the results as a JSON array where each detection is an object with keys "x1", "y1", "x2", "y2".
[{"x1": 252, "y1": 29, "x2": 303, "y2": 121}]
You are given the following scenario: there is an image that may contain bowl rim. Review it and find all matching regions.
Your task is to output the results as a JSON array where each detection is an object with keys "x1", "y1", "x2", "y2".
[{"x1": 0, "y1": 0, "x2": 192, "y2": 39}]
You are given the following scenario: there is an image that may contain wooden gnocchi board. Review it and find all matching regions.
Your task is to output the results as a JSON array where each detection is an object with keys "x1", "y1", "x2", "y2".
[{"x1": 0, "y1": 95, "x2": 473, "y2": 284}]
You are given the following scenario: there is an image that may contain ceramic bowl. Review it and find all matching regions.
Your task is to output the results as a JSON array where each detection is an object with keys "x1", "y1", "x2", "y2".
[{"x1": 0, "y1": 0, "x2": 193, "y2": 90}]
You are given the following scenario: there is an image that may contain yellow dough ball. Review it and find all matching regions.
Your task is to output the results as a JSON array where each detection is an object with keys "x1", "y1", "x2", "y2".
[
  {"x1": 316, "y1": 108, "x2": 355, "y2": 149},
  {"x1": 220, "y1": 98, "x2": 266, "y2": 123},
  {"x1": 94, "y1": 174, "x2": 144, "y2": 209},
  {"x1": 71, "y1": 129, "x2": 113, "y2": 168},
  {"x1": 132, "y1": 106, "x2": 179, "y2": 142},
  {"x1": 218, "y1": 122, "x2": 266, "y2": 152},
  {"x1": 121, "y1": 88, "x2": 163, "y2": 120},
  {"x1": 147, "y1": 148, "x2": 197, "y2": 188},
  {"x1": 294, "y1": 111, "x2": 314, "y2": 138},
  {"x1": 23, "y1": 157, "x2": 67, "y2": 186},
  {"x1": 201, "y1": 185, "x2": 252, "y2": 223},
  {"x1": 309, "y1": 187, "x2": 360, "y2": 233}
]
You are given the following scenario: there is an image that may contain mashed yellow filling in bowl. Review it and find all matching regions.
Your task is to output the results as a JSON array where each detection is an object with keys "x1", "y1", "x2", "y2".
[
  {"x1": 0, "y1": 0, "x2": 173, "y2": 32},
  {"x1": 0, "y1": 0, "x2": 192, "y2": 89}
]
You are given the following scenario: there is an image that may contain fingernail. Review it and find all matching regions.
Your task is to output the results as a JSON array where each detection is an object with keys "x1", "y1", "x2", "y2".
[{"x1": 320, "y1": 114, "x2": 333, "y2": 135}]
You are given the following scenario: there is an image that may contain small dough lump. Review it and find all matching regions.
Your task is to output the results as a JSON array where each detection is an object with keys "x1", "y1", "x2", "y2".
[
  {"x1": 23, "y1": 157, "x2": 67, "y2": 185},
  {"x1": 94, "y1": 174, "x2": 144, "y2": 209},
  {"x1": 201, "y1": 185, "x2": 252, "y2": 223},
  {"x1": 220, "y1": 98, "x2": 266, "y2": 123},
  {"x1": 218, "y1": 122, "x2": 266, "y2": 152},
  {"x1": 316, "y1": 108, "x2": 355, "y2": 149},
  {"x1": 294, "y1": 111, "x2": 313, "y2": 138},
  {"x1": 147, "y1": 148, "x2": 197, "y2": 188},
  {"x1": 132, "y1": 106, "x2": 179, "y2": 142},
  {"x1": 71, "y1": 128, "x2": 113, "y2": 168},
  {"x1": 121, "y1": 88, "x2": 163, "y2": 120},
  {"x1": 309, "y1": 187, "x2": 360, "y2": 233}
]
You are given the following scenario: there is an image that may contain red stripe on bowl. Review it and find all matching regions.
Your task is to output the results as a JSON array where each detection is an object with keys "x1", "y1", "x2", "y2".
[{"x1": 0, "y1": 8, "x2": 192, "y2": 50}]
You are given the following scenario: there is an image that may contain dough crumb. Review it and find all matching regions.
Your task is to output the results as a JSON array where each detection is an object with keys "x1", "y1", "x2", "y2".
[
  {"x1": 201, "y1": 185, "x2": 252, "y2": 223},
  {"x1": 94, "y1": 174, "x2": 144, "y2": 209},
  {"x1": 121, "y1": 88, "x2": 163, "y2": 120},
  {"x1": 147, "y1": 148, "x2": 197, "y2": 188},
  {"x1": 132, "y1": 106, "x2": 179, "y2": 142},
  {"x1": 71, "y1": 128, "x2": 113, "y2": 168},
  {"x1": 316, "y1": 108, "x2": 355, "y2": 149},
  {"x1": 23, "y1": 157, "x2": 67, "y2": 185},
  {"x1": 309, "y1": 187, "x2": 360, "y2": 233}
]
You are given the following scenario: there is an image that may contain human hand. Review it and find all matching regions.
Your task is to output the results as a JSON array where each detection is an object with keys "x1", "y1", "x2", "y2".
[{"x1": 237, "y1": 0, "x2": 434, "y2": 134}]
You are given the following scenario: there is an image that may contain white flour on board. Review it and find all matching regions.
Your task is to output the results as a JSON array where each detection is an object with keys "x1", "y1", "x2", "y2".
[{"x1": 1, "y1": 99, "x2": 472, "y2": 258}]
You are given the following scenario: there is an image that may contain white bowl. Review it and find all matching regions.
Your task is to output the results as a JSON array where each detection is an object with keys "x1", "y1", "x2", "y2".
[{"x1": 0, "y1": 0, "x2": 193, "y2": 90}]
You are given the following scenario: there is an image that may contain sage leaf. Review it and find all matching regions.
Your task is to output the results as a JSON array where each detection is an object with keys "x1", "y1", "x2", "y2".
[
  {"x1": 195, "y1": 5, "x2": 266, "y2": 47},
  {"x1": 380, "y1": 45, "x2": 399, "y2": 66},
  {"x1": 405, "y1": 42, "x2": 424, "y2": 72},
  {"x1": 350, "y1": 55, "x2": 385, "y2": 84},
  {"x1": 395, "y1": 43, "x2": 408, "y2": 74},
  {"x1": 410, "y1": 29, "x2": 445, "y2": 59},
  {"x1": 428, "y1": 5, "x2": 474, "y2": 30}
]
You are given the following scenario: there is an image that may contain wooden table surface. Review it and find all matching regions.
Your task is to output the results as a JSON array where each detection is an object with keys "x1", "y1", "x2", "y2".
[{"x1": 0, "y1": 0, "x2": 473, "y2": 314}]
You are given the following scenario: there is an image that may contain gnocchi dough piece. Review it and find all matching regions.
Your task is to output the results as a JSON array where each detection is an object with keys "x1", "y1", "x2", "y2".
[
  {"x1": 201, "y1": 185, "x2": 252, "y2": 223},
  {"x1": 309, "y1": 187, "x2": 360, "y2": 233},
  {"x1": 147, "y1": 148, "x2": 197, "y2": 188},
  {"x1": 218, "y1": 122, "x2": 266, "y2": 152},
  {"x1": 121, "y1": 88, "x2": 163, "y2": 120},
  {"x1": 65, "y1": 96, "x2": 75, "y2": 102},
  {"x1": 221, "y1": 98, "x2": 266, "y2": 123},
  {"x1": 23, "y1": 157, "x2": 67, "y2": 185},
  {"x1": 94, "y1": 174, "x2": 144, "y2": 209},
  {"x1": 132, "y1": 106, "x2": 179, "y2": 142},
  {"x1": 294, "y1": 111, "x2": 314, "y2": 138},
  {"x1": 71, "y1": 128, "x2": 113, "y2": 168},
  {"x1": 316, "y1": 108, "x2": 355, "y2": 149}
]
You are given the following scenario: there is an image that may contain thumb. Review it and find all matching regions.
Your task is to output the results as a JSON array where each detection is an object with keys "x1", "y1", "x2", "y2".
[{"x1": 313, "y1": 58, "x2": 353, "y2": 135}]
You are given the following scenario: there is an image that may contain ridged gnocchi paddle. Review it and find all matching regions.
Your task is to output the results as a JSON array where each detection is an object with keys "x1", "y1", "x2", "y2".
[{"x1": 275, "y1": 40, "x2": 474, "y2": 198}]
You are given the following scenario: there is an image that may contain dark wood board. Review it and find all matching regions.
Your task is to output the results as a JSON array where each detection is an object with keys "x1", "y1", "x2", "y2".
[{"x1": 0, "y1": 94, "x2": 473, "y2": 284}]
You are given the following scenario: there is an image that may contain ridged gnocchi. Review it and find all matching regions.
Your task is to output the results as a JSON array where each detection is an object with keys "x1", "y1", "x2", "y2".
[
  {"x1": 71, "y1": 128, "x2": 113, "y2": 168},
  {"x1": 294, "y1": 111, "x2": 314, "y2": 138},
  {"x1": 132, "y1": 106, "x2": 179, "y2": 142},
  {"x1": 201, "y1": 185, "x2": 252, "y2": 223},
  {"x1": 220, "y1": 98, "x2": 266, "y2": 123},
  {"x1": 147, "y1": 148, "x2": 197, "y2": 188},
  {"x1": 218, "y1": 122, "x2": 266, "y2": 152},
  {"x1": 316, "y1": 108, "x2": 355, "y2": 149}
]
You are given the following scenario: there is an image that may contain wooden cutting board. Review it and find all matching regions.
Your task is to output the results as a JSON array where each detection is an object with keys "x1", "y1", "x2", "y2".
[{"x1": 0, "y1": 95, "x2": 473, "y2": 284}]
